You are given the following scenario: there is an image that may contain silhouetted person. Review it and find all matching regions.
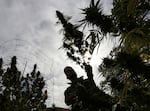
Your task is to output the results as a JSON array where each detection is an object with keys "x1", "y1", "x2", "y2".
[
  {"x1": 64, "y1": 65, "x2": 113, "y2": 111},
  {"x1": 64, "y1": 66, "x2": 84, "y2": 111}
]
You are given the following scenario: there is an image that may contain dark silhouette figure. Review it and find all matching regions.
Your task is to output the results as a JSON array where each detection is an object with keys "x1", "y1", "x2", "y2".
[{"x1": 64, "y1": 65, "x2": 112, "y2": 111}]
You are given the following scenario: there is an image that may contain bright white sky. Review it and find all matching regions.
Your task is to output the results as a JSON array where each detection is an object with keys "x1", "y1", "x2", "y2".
[{"x1": 0, "y1": 0, "x2": 116, "y2": 108}]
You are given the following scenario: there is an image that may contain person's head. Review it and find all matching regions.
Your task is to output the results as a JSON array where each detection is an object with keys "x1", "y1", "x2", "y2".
[{"x1": 64, "y1": 66, "x2": 77, "y2": 81}]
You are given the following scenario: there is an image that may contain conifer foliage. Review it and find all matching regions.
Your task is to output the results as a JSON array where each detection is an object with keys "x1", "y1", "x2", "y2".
[{"x1": 0, "y1": 56, "x2": 47, "y2": 111}]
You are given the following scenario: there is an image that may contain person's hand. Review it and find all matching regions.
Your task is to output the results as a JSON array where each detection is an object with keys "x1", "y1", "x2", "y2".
[
  {"x1": 84, "y1": 64, "x2": 93, "y2": 79},
  {"x1": 85, "y1": 64, "x2": 92, "y2": 74}
]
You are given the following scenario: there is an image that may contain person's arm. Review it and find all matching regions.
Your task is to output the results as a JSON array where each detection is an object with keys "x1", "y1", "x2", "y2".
[{"x1": 84, "y1": 64, "x2": 96, "y2": 87}]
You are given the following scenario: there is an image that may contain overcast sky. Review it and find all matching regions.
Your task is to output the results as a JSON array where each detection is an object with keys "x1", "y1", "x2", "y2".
[{"x1": 0, "y1": 0, "x2": 115, "y2": 108}]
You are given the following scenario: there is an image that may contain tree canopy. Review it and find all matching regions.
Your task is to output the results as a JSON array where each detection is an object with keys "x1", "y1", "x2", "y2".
[
  {"x1": 56, "y1": 0, "x2": 150, "y2": 110},
  {"x1": 0, "y1": 56, "x2": 48, "y2": 111}
]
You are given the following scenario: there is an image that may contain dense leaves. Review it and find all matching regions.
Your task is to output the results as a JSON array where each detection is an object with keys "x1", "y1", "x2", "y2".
[
  {"x1": 56, "y1": 10, "x2": 106, "y2": 67},
  {"x1": 0, "y1": 56, "x2": 47, "y2": 111},
  {"x1": 80, "y1": 0, "x2": 114, "y2": 34},
  {"x1": 57, "y1": 0, "x2": 150, "y2": 64},
  {"x1": 57, "y1": 0, "x2": 150, "y2": 111},
  {"x1": 99, "y1": 47, "x2": 150, "y2": 111}
]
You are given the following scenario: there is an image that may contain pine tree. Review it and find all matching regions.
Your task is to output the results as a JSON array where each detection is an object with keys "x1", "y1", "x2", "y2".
[{"x1": 0, "y1": 56, "x2": 48, "y2": 111}]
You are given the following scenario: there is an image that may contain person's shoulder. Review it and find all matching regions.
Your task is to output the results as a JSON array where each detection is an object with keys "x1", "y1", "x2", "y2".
[{"x1": 64, "y1": 86, "x2": 72, "y2": 94}]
